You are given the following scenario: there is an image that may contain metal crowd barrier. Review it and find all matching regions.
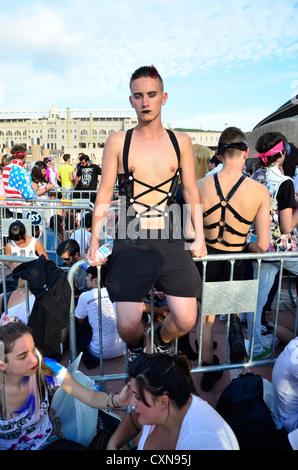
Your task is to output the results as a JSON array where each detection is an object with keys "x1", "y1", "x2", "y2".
[
  {"x1": 66, "y1": 250, "x2": 298, "y2": 389},
  {"x1": 1, "y1": 249, "x2": 297, "y2": 391},
  {"x1": 0, "y1": 197, "x2": 118, "y2": 261}
]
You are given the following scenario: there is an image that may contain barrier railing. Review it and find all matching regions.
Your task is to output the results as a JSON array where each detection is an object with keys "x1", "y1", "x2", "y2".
[
  {"x1": 0, "y1": 198, "x2": 118, "y2": 260},
  {"x1": 1, "y1": 249, "x2": 297, "y2": 390},
  {"x1": 66, "y1": 250, "x2": 298, "y2": 389}
]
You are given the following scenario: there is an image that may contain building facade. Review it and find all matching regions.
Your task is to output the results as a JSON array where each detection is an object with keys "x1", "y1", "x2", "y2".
[{"x1": 0, "y1": 105, "x2": 220, "y2": 164}]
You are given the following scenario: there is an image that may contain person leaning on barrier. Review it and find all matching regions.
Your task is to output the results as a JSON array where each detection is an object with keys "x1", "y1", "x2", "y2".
[
  {"x1": 196, "y1": 126, "x2": 271, "y2": 392},
  {"x1": 87, "y1": 65, "x2": 206, "y2": 364}
]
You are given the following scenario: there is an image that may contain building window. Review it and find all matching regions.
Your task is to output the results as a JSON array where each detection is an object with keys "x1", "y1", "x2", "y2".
[{"x1": 48, "y1": 128, "x2": 57, "y2": 140}]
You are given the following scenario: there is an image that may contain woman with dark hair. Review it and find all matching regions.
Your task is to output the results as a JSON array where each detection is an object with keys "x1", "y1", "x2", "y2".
[
  {"x1": 31, "y1": 161, "x2": 54, "y2": 199},
  {"x1": 0, "y1": 318, "x2": 131, "y2": 450},
  {"x1": 107, "y1": 353, "x2": 239, "y2": 450},
  {"x1": 4, "y1": 220, "x2": 48, "y2": 269},
  {"x1": 247, "y1": 132, "x2": 298, "y2": 360}
]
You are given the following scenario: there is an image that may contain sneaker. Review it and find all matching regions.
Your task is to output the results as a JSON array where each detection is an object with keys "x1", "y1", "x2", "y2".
[
  {"x1": 127, "y1": 346, "x2": 145, "y2": 363},
  {"x1": 148, "y1": 326, "x2": 172, "y2": 354},
  {"x1": 127, "y1": 335, "x2": 146, "y2": 363},
  {"x1": 252, "y1": 347, "x2": 271, "y2": 361},
  {"x1": 261, "y1": 320, "x2": 274, "y2": 335}
]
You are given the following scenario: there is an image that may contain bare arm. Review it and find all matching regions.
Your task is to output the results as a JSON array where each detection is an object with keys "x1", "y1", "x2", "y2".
[
  {"x1": 249, "y1": 186, "x2": 270, "y2": 253},
  {"x1": 178, "y1": 132, "x2": 207, "y2": 258},
  {"x1": 107, "y1": 410, "x2": 142, "y2": 450},
  {"x1": 61, "y1": 370, "x2": 132, "y2": 409},
  {"x1": 35, "y1": 240, "x2": 49, "y2": 259},
  {"x1": 279, "y1": 207, "x2": 298, "y2": 234},
  {"x1": 87, "y1": 134, "x2": 119, "y2": 264}
]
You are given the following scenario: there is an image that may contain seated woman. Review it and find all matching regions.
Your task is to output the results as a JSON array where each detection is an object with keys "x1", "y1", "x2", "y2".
[
  {"x1": 107, "y1": 353, "x2": 239, "y2": 450},
  {"x1": 0, "y1": 278, "x2": 35, "y2": 324},
  {"x1": 4, "y1": 220, "x2": 48, "y2": 270},
  {"x1": 0, "y1": 318, "x2": 130, "y2": 450}
]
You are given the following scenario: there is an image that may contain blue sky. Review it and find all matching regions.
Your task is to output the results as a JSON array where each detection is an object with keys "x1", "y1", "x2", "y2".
[{"x1": 0, "y1": 0, "x2": 297, "y2": 132}]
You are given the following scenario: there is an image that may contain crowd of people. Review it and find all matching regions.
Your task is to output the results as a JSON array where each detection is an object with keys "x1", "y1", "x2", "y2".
[{"x1": 0, "y1": 65, "x2": 298, "y2": 451}]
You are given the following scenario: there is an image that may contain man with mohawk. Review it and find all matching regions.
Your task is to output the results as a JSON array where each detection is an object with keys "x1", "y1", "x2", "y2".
[{"x1": 88, "y1": 65, "x2": 206, "y2": 361}]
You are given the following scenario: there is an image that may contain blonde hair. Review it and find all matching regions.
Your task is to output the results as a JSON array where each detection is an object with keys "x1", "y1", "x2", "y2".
[{"x1": 193, "y1": 144, "x2": 213, "y2": 180}]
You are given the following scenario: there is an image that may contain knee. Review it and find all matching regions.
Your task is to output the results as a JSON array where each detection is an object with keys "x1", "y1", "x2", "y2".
[{"x1": 175, "y1": 312, "x2": 197, "y2": 333}]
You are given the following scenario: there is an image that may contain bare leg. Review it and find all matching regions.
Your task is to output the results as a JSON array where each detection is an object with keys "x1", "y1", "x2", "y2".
[
  {"x1": 201, "y1": 314, "x2": 215, "y2": 364},
  {"x1": 115, "y1": 301, "x2": 145, "y2": 346},
  {"x1": 159, "y1": 295, "x2": 198, "y2": 343}
]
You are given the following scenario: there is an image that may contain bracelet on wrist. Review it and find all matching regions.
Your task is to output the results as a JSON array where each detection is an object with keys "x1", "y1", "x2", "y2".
[
  {"x1": 106, "y1": 392, "x2": 112, "y2": 412},
  {"x1": 111, "y1": 392, "x2": 120, "y2": 409}
]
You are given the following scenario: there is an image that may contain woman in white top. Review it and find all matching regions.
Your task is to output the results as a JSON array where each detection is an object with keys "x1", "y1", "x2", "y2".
[
  {"x1": 0, "y1": 278, "x2": 35, "y2": 324},
  {"x1": 107, "y1": 353, "x2": 239, "y2": 450},
  {"x1": 4, "y1": 220, "x2": 48, "y2": 270}
]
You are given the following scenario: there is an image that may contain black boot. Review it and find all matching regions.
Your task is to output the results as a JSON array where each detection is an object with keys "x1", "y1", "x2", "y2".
[
  {"x1": 177, "y1": 333, "x2": 198, "y2": 360},
  {"x1": 200, "y1": 355, "x2": 223, "y2": 392},
  {"x1": 229, "y1": 314, "x2": 248, "y2": 364}
]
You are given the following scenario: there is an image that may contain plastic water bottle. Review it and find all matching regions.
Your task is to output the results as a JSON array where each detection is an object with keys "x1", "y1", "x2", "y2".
[{"x1": 82, "y1": 239, "x2": 113, "y2": 270}]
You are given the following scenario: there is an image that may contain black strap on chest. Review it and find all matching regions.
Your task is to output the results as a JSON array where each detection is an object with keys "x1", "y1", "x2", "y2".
[{"x1": 120, "y1": 128, "x2": 181, "y2": 218}]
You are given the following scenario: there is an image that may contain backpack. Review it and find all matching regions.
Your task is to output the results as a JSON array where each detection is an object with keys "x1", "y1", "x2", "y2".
[{"x1": 215, "y1": 373, "x2": 291, "y2": 450}]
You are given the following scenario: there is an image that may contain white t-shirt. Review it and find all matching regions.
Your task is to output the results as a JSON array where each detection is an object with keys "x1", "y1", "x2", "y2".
[
  {"x1": 70, "y1": 228, "x2": 91, "y2": 253},
  {"x1": 75, "y1": 287, "x2": 125, "y2": 359},
  {"x1": 0, "y1": 359, "x2": 66, "y2": 450},
  {"x1": 137, "y1": 394, "x2": 239, "y2": 450},
  {"x1": 272, "y1": 337, "x2": 298, "y2": 432}
]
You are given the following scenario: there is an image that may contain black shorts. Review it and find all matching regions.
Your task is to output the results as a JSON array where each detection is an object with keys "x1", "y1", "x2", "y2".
[
  {"x1": 105, "y1": 236, "x2": 201, "y2": 302},
  {"x1": 196, "y1": 245, "x2": 246, "y2": 283}
]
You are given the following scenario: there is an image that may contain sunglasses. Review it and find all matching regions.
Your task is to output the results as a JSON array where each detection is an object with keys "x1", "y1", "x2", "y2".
[{"x1": 61, "y1": 256, "x2": 71, "y2": 261}]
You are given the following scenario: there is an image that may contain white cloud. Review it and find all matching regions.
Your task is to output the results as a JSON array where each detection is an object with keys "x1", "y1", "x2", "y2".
[{"x1": 0, "y1": 0, "x2": 297, "y2": 131}]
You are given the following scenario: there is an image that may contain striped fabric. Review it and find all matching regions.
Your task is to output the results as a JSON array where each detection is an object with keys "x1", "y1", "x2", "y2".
[{"x1": 2, "y1": 159, "x2": 37, "y2": 205}]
